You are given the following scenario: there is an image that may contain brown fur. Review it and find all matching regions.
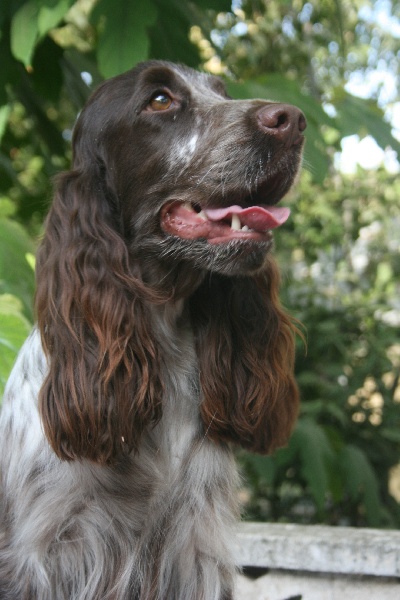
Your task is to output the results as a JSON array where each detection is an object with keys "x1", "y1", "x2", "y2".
[{"x1": 35, "y1": 60, "x2": 303, "y2": 465}]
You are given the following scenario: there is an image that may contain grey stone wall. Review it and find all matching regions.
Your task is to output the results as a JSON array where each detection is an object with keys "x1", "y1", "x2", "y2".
[{"x1": 234, "y1": 523, "x2": 400, "y2": 599}]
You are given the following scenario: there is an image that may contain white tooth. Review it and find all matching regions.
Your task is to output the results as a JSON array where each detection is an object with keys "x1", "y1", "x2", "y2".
[
  {"x1": 231, "y1": 214, "x2": 241, "y2": 231},
  {"x1": 241, "y1": 225, "x2": 250, "y2": 232},
  {"x1": 197, "y1": 210, "x2": 208, "y2": 220},
  {"x1": 183, "y1": 202, "x2": 195, "y2": 212}
]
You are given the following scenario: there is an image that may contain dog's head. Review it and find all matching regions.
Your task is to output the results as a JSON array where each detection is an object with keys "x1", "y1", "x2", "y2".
[
  {"x1": 72, "y1": 61, "x2": 306, "y2": 278},
  {"x1": 36, "y1": 61, "x2": 304, "y2": 463}
]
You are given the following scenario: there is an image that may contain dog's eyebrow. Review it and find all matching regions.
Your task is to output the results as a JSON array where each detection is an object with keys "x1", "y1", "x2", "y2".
[{"x1": 140, "y1": 66, "x2": 180, "y2": 90}]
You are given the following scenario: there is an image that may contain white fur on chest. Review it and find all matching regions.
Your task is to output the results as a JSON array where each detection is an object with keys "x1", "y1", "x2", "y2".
[
  {"x1": 0, "y1": 309, "x2": 238, "y2": 600},
  {"x1": 151, "y1": 304, "x2": 202, "y2": 476}
]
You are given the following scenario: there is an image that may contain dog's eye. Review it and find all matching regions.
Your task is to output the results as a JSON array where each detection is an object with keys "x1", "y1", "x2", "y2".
[{"x1": 149, "y1": 92, "x2": 173, "y2": 111}]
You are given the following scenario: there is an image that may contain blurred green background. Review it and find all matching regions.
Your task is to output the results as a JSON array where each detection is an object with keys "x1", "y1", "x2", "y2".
[{"x1": 1, "y1": 0, "x2": 399, "y2": 528}]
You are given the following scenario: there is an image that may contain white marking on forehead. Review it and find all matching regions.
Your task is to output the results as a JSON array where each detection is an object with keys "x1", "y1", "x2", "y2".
[
  {"x1": 173, "y1": 133, "x2": 199, "y2": 165},
  {"x1": 188, "y1": 134, "x2": 198, "y2": 155}
]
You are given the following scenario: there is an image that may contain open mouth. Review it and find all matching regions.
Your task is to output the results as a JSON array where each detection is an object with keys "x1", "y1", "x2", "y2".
[
  {"x1": 160, "y1": 200, "x2": 290, "y2": 245},
  {"x1": 160, "y1": 162, "x2": 299, "y2": 245},
  {"x1": 161, "y1": 171, "x2": 290, "y2": 244}
]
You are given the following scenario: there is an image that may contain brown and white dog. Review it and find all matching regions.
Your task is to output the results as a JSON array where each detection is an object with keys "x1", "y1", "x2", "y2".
[{"x1": 0, "y1": 61, "x2": 306, "y2": 599}]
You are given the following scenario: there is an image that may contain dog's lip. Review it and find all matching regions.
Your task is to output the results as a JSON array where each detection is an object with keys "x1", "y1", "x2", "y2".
[{"x1": 160, "y1": 201, "x2": 288, "y2": 244}]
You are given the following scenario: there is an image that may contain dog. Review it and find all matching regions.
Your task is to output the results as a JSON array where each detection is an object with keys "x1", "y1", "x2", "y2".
[{"x1": 0, "y1": 60, "x2": 306, "y2": 599}]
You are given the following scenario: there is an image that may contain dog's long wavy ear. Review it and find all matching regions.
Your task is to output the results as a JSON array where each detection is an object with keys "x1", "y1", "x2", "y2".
[
  {"x1": 189, "y1": 259, "x2": 299, "y2": 454},
  {"x1": 35, "y1": 152, "x2": 163, "y2": 465}
]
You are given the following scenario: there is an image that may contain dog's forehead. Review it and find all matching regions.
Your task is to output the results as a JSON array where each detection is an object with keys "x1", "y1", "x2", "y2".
[
  {"x1": 136, "y1": 62, "x2": 227, "y2": 101},
  {"x1": 175, "y1": 65, "x2": 225, "y2": 94}
]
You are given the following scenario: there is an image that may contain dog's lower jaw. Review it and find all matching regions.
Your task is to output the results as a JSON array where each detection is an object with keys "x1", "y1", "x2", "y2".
[
  {"x1": 154, "y1": 235, "x2": 274, "y2": 279},
  {"x1": 202, "y1": 237, "x2": 274, "y2": 276}
]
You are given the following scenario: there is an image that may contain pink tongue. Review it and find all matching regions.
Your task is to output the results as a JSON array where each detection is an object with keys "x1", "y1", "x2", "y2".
[{"x1": 204, "y1": 205, "x2": 290, "y2": 231}]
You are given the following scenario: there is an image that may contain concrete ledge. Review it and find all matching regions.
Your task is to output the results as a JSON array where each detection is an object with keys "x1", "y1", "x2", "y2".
[
  {"x1": 234, "y1": 523, "x2": 400, "y2": 599},
  {"x1": 235, "y1": 570, "x2": 400, "y2": 600},
  {"x1": 236, "y1": 522, "x2": 400, "y2": 576}
]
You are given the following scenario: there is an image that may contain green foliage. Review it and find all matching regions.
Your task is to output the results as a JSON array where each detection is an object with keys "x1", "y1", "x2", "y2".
[
  {"x1": 0, "y1": 0, "x2": 399, "y2": 529},
  {"x1": 0, "y1": 212, "x2": 34, "y2": 397},
  {"x1": 93, "y1": 0, "x2": 157, "y2": 78},
  {"x1": 241, "y1": 168, "x2": 400, "y2": 528},
  {"x1": 338, "y1": 444, "x2": 381, "y2": 527},
  {"x1": 0, "y1": 217, "x2": 35, "y2": 320},
  {"x1": 240, "y1": 430, "x2": 385, "y2": 527},
  {"x1": 10, "y1": 0, "x2": 75, "y2": 66},
  {"x1": 0, "y1": 294, "x2": 32, "y2": 397},
  {"x1": 335, "y1": 93, "x2": 400, "y2": 157}
]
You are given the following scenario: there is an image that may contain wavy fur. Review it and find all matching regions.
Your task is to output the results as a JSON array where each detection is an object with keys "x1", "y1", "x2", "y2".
[{"x1": 0, "y1": 60, "x2": 305, "y2": 599}]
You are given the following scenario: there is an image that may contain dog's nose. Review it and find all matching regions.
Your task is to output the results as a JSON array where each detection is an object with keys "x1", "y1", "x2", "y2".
[{"x1": 257, "y1": 104, "x2": 307, "y2": 146}]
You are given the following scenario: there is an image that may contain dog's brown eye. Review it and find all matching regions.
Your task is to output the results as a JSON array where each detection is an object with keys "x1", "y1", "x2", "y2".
[{"x1": 149, "y1": 93, "x2": 173, "y2": 111}]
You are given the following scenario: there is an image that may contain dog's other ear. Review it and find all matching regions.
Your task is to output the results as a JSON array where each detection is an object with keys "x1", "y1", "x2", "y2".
[
  {"x1": 190, "y1": 259, "x2": 299, "y2": 454},
  {"x1": 36, "y1": 152, "x2": 163, "y2": 465}
]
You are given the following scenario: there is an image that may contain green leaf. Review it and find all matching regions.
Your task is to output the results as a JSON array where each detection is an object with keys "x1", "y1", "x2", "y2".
[
  {"x1": 300, "y1": 400, "x2": 347, "y2": 426},
  {"x1": 94, "y1": 0, "x2": 158, "y2": 78},
  {"x1": 243, "y1": 453, "x2": 277, "y2": 484},
  {"x1": 148, "y1": 0, "x2": 230, "y2": 66},
  {"x1": 0, "y1": 105, "x2": 11, "y2": 142},
  {"x1": 302, "y1": 132, "x2": 330, "y2": 184},
  {"x1": 10, "y1": 0, "x2": 40, "y2": 66},
  {"x1": 37, "y1": 0, "x2": 73, "y2": 37},
  {"x1": 338, "y1": 444, "x2": 382, "y2": 527},
  {"x1": 290, "y1": 418, "x2": 334, "y2": 511},
  {"x1": 149, "y1": 0, "x2": 200, "y2": 67},
  {"x1": 25, "y1": 253, "x2": 36, "y2": 272},
  {"x1": 0, "y1": 218, "x2": 35, "y2": 320},
  {"x1": 335, "y1": 93, "x2": 400, "y2": 155},
  {"x1": 0, "y1": 294, "x2": 31, "y2": 398},
  {"x1": 0, "y1": 24, "x2": 20, "y2": 104},
  {"x1": 381, "y1": 429, "x2": 400, "y2": 444},
  {"x1": 31, "y1": 36, "x2": 64, "y2": 102},
  {"x1": 10, "y1": 0, "x2": 74, "y2": 67}
]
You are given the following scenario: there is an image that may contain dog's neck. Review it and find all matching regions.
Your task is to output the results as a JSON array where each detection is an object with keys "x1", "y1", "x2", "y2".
[{"x1": 136, "y1": 248, "x2": 208, "y2": 301}]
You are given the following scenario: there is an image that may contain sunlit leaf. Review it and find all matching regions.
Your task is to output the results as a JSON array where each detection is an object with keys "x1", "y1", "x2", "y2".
[
  {"x1": 0, "y1": 294, "x2": 31, "y2": 398},
  {"x1": 37, "y1": 0, "x2": 73, "y2": 37},
  {"x1": 0, "y1": 105, "x2": 11, "y2": 142},
  {"x1": 10, "y1": 0, "x2": 73, "y2": 66},
  {"x1": 0, "y1": 219, "x2": 35, "y2": 320},
  {"x1": 10, "y1": 0, "x2": 39, "y2": 66},
  {"x1": 25, "y1": 253, "x2": 36, "y2": 272}
]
